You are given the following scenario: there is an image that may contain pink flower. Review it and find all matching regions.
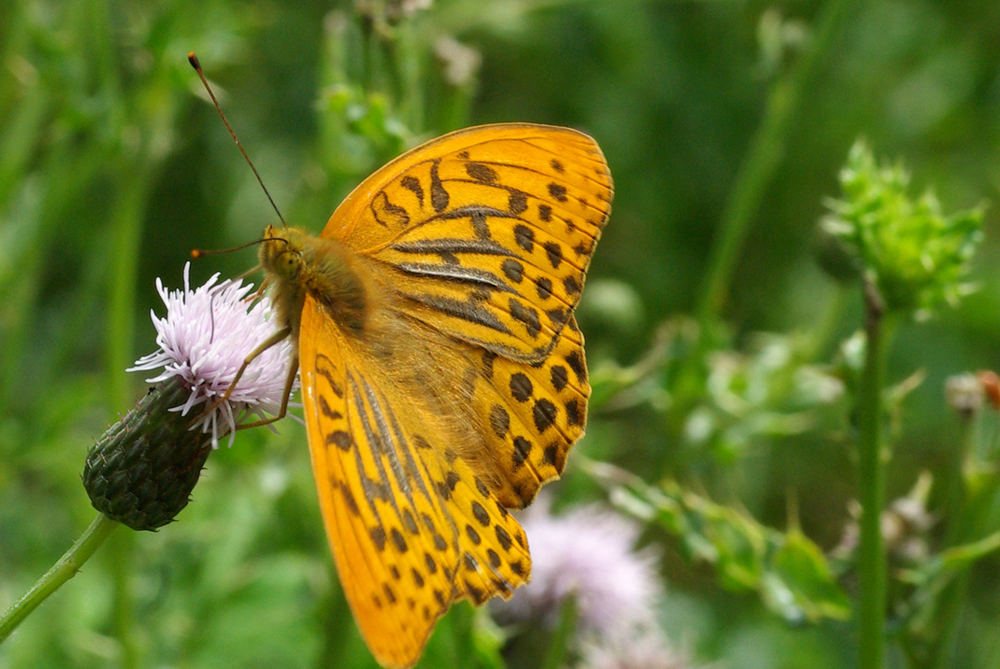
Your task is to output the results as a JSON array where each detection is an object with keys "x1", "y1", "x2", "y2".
[
  {"x1": 492, "y1": 496, "x2": 662, "y2": 635},
  {"x1": 128, "y1": 262, "x2": 296, "y2": 446},
  {"x1": 578, "y1": 622, "x2": 690, "y2": 669}
]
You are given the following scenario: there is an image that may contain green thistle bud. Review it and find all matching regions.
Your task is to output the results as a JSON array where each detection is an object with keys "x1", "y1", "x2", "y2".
[
  {"x1": 83, "y1": 377, "x2": 215, "y2": 531},
  {"x1": 821, "y1": 139, "x2": 984, "y2": 317}
]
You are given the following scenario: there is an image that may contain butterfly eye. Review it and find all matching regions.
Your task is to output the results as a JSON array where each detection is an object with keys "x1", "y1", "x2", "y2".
[{"x1": 276, "y1": 250, "x2": 301, "y2": 279}]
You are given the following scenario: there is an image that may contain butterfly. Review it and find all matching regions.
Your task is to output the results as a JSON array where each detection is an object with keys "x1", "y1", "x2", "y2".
[{"x1": 257, "y1": 123, "x2": 611, "y2": 667}]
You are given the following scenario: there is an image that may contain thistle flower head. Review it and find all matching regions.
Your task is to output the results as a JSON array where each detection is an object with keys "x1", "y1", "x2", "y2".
[
  {"x1": 128, "y1": 262, "x2": 296, "y2": 447},
  {"x1": 85, "y1": 263, "x2": 296, "y2": 530},
  {"x1": 492, "y1": 496, "x2": 662, "y2": 636},
  {"x1": 578, "y1": 622, "x2": 689, "y2": 669}
]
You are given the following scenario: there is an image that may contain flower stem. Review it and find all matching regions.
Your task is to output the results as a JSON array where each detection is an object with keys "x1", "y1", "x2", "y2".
[
  {"x1": 695, "y1": 0, "x2": 858, "y2": 324},
  {"x1": 540, "y1": 593, "x2": 578, "y2": 669},
  {"x1": 0, "y1": 514, "x2": 119, "y2": 643},
  {"x1": 928, "y1": 409, "x2": 992, "y2": 668},
  {"x1": 858, "y1": 278, "x2": 890, "y2": 669}
]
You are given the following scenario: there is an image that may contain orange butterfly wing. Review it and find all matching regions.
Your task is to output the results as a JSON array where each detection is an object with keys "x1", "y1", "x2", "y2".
[
  {"x1": 299, "y1": 304, "x2": 532, "y2": 668},
  {"x1": 298, "y1": 124, "x2": 612, "y2": 667},
  {"x1": 323, "y1": 123, "x2": 610, "y2": 507},
  {"x1": 324, "y1": 123, "x2": 611, "y2": 362}
]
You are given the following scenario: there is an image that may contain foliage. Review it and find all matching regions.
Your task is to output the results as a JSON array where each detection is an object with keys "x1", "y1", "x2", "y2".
[{"x1": 4, "y1": 0, "x2": 1000, "y2": 668}]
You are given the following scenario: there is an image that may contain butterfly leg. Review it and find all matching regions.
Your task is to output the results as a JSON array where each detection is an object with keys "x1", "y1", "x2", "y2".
[
  {"x1": 190, "y1": 325, "x2": 293, "y2": 426},
  {"x1": 234, "y1": 351, "x2": 299, "y2": 430}
]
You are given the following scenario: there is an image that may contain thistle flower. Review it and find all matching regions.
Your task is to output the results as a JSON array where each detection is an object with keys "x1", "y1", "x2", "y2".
[
  {"x1": 128, "y1": 262, "x2": 296, "y2": 447},
  {"x1": 491, "y1": 496, "x2": 662, "y2": 637},
  {"x1": 578, "y1": 622, "x2": 690, "y2": 669},
  {"x1": 83, "y1": 263, "x2": 295, "y2": 530}
]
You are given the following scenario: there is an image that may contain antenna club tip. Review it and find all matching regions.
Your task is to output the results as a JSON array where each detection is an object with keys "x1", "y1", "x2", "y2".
[
  {"x1": 190, "y1": 248, "x2": 203, "y2": 259},
  {"x1": 187, "y1": 52, "x2": 200, "y2": 69}
]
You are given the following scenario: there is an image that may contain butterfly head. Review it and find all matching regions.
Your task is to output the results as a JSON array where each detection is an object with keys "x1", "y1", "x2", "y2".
[
  {"x1": 258, "y1": 224, "x2": 312, "y2": 336},
  {"x1": 259, "y1": 224, "x2": 305, "y2": 282}
]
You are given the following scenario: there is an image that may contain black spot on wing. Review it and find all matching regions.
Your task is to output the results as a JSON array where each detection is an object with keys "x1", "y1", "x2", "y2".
[
  {"x1": 514, "y1": 225, "x2": 534, "y2": 252},
  {"x1": 508, "y1": 190, "x2": 528, "y2": 215},
  {"x1": 533, "y1": 398, "x2": 557, "y2": 432},
  {"x1": 490, "y1": 404, "x2": 510, "y2": 437},
  {"x1": 430, "y1": 160, "x2": 449, "y2": 212},
  {"x1": 502, "y1": 258, "x2": 524, "y2": 284},
  {"x1": 466, "y1": 162, "x2": 499, "y2": 184},
  {"x1": 547, "y1": 183, "x2": 568, "y2": 202},
  {"x1": 509, "y1": 373, "x2": 533, "y2": 402},
  {"x1": 544, "y1": 242, "x2": 562, "y2": 269},
  {"x1": 400, "y1": 175, "x2": 424, "y2": 208},
  {"x1": 509, "y1": 298, "x2": 541, "y2": 338}
]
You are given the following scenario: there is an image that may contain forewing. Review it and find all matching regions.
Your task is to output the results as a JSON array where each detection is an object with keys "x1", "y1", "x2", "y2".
[{"x1": 322, "y1": 123, "x2": 613, "y2": 362}]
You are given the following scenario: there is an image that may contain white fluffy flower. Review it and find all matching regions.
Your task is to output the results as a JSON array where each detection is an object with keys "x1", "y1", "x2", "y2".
[{"x1": 128, "y1": 262, "x2": 296, "y2": 446}]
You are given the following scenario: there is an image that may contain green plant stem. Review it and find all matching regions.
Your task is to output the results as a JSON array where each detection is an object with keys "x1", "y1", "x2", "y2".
[
  {"x1": 662, "y1": 0, "x2": 858, "y2": 464},
  {"x1": 0, "y1": 514, "x2": 119, "y2": 643},
  {"x1": 927, "y1": 408, "x2": 1000, "y2": 668},
  {"x1": 858, "y1": 279, "x2": 890, "y2": 669},
  {"x1": 930, "y1": 554, "x2": 971, "y2": 669},
  {"x1": 695, "y1": 0, "x2": 857, "y2": 324},
  {"x1": 540, "y1": 594, "x2": 578, "y2": 669},
  {"x1": 926, "y1": 410, "x2": 976, "y2": 668}
]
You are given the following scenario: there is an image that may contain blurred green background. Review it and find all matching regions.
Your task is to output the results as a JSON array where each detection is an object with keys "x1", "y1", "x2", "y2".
[{"x1": 3, "y1": 0, "x2": 1000, "y2": 667}]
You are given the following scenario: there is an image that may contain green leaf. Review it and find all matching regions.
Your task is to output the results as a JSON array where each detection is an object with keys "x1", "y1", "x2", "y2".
[
  {"x1": 589, "y1": 462, "x2": 849, "y2": 624},
  {"x1": 768, "y1": 530, "x2": 851, "y2": 622}
]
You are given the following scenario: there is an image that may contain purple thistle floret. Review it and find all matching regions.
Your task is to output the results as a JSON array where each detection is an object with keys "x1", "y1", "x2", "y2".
[
  {"x1": 579, "y1": 623, "x2": 689, "y2": 669},
  {"x1": 128, "y1": 262, "x2": 296, "y2": 447},
  {"x1": 493, "y1": 496, "x2": 662, "y2": 637}
]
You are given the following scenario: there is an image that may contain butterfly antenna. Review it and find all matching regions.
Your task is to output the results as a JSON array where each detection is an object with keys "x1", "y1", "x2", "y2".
[
  {"x1": 191, "y1": 235, "x2": 291, "y2": 260},
  {"x1": 191, "y1": 238, "x2": 267, "y2": 258},
  {"x1": 188, "y1": 52, "x2": 287, "y2": 228}
]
